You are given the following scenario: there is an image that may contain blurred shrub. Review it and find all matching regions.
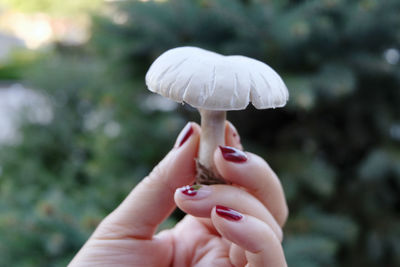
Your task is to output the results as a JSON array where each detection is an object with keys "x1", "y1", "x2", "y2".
[
  {"x1": 0, "y1": 0, "x2": 399, "y2": 266},
  {"x1": 0, "y1": 0, "x2": 103, "y2": 15}
]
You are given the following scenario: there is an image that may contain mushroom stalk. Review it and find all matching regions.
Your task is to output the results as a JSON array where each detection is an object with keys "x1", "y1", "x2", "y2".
[{"x1": 196, "y1": 109, "x2": 226, "y2": 184}]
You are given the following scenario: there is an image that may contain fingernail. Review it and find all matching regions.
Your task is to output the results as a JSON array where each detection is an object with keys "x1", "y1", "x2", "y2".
[
  {"x1": 215, "y1": 205, "x2": 243, "y2": 221},
  {"x1": 177, "y1": 185, "x2": 211, "y2": 199},
  {"x1": 219, "y1": 145, "x2": 247, "y2": 163},
  {"x1": 177, "y1": 123, "x2": 193, "y2": 147}
]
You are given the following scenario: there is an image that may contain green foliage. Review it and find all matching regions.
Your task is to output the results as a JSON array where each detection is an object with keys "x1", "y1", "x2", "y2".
[
  {"x1": 0, "y1": 0, "x2": 399, "y2": 266},
  {"x1": 0, "y1": 50, "x2": 38, "y2": 79},
  {"x1": 0, "y1": 0, "x2": 102, "y2": 15}
]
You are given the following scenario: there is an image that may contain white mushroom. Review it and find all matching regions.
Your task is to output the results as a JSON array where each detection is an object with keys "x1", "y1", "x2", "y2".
[{"x1": 146, "y1": 46, "x2": 289, "y2": 184}]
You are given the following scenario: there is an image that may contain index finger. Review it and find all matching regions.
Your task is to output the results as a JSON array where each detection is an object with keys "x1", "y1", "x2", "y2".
[{"x1": 93, "y1": 122, "x2": 200, "y2": 240}]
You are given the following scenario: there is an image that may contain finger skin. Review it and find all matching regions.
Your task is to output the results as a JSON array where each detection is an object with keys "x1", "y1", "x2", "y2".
[
  {"x1": 230, "y1": 244, "x2": 247, "y2": 267},
  {"x1": 93, "y1": 122, "x2": 200, "y2": 240},
  {"x1": 211, "y1": 208, "x2": 287, "y2": 267},
  {"x1": 214, "y1": 150, "x2": 288, "y2": 226},
  {"x1": 69, "y1": 233, "x2": 173, "y2": 267},
  {"x1": 225, "y1": 121, "x2": 243, "y2": 150},
  {"x1": 174, "y1": 185, "x2": 283, "y2": 241}
]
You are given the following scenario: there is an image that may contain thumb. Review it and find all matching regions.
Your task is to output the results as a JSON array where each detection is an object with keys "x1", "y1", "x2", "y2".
[{"x1": 93, "y1": 122, "x2": 200, "y2": 240}]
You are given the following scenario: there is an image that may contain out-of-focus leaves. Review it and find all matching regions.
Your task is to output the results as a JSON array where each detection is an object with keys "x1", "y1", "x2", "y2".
[
  {"x1": 279, "y1": 152, "x2": 336, "y2": 198},
  {"x1": 0, "y1": 0, "x2": 103, "y2": 15},
  {"x1": 0, "y1": 50, "x2": 38, "y2": 79},
  {"x1": 359, "y1": 149, "x2": 400, "y2": 182},
  {"x1": 313, "y1": 63, "x2": 356, "y2": 99},
  {"x1": 284, "y1": 235, "x2": 338, "y2": 267},
  {"x1": 302, "y1": 208, "x2": 359, "y2": 244},
  {"x1": 286, "y1": 75, "x2": 316, "y2": 110}
]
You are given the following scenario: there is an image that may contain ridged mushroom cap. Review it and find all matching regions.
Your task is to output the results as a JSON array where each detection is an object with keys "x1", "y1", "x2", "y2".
[{"x1": 145, "y1": 46, "x2": 288, "y2": 111}]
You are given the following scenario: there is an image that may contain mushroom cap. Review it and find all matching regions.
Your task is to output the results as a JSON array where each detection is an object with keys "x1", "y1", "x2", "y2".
[{"x1": 145, "y1": 46, "x2": 289, "y2": 111}]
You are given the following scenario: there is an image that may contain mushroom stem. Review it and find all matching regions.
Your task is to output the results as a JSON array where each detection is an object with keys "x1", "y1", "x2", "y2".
[{"x1": 196, "y1": 109, "x2": 226, "y2": 184}]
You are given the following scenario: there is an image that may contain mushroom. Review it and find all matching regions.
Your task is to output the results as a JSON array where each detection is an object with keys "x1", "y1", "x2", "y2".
[{"x1": 145, "y1": 46, "x2": 288, "y2": 184}]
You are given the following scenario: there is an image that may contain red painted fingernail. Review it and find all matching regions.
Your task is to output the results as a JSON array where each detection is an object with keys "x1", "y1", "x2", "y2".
[
  {"x1": 177, "y1": 123, "x2": 193, "y2": 147},
  {"x1": 215, "y1": 205, "x2": 243, "y2": 221},
  {"x1": 219, "y1": 145, "x2": 247, "y2": 162},
  {"x1": 179, "y1": 185, "x2": 201, "y2": 196}
]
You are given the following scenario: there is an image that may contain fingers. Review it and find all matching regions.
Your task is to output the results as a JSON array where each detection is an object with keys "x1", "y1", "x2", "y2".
[
  {"x1": 229, "y1": 244, "x2": 247, "y2": 267},
  {"x1": 93, "y1": 122, "x2": 200, "y2": 240},
  {"x1": 214, "y1": 146, "x2": 288, "y2": 226},
  {"x1": 211, "y1": 206, "x2": 287, "y2": 267},
  {"x1": 174, "y1": 184, "x2": 282, "y2": 241},
  {"x1": 225, "y1": 121, "x2": 243, "y2": 150}
]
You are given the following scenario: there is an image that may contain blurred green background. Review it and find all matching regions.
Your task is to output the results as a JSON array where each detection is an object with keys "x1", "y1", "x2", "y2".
[{"x1": 0, "y1": 0, "x2": 399, "y2": 266}]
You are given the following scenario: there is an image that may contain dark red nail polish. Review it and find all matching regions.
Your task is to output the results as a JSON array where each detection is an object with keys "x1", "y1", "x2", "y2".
[
  {"x1": 219, "y1": 145, "x2": 247, "y2": 162},
  {"x1": 215, "y1": 205, "x2": 243, "y2": 221},
  {"x1": 179, "y1": 185, "x2": 201, "y2": 196},
  {"x1": 177, "y1": 124, "x2": 193, "y2": 147}
]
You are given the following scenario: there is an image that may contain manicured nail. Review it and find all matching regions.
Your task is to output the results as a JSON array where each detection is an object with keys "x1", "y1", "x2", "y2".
[
  {"x1": 179, "y1": 185, "x2": 201, "y2": 196},
  {"x1": 219, "y1": 145, "x2": 247, "y2": 162},
  {"x1": 215, "y1": 205, "x2": 243, "y2": 221},
  {"x1": 178, "y1": 184, "x2": 211, "y2": 199},
  {"x1": 177, "y1": 123, "x2": 193, "y2": 147}
]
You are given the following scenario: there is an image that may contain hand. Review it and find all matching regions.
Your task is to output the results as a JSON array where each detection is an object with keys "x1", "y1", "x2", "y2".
[{"x1": 69, "y1": 122, "x2": 288, "y2": 267}]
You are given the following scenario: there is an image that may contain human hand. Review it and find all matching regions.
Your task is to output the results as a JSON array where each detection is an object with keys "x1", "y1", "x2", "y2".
[{"x1": 69, "y1": 122, "x2": 288, "y2": 267}]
